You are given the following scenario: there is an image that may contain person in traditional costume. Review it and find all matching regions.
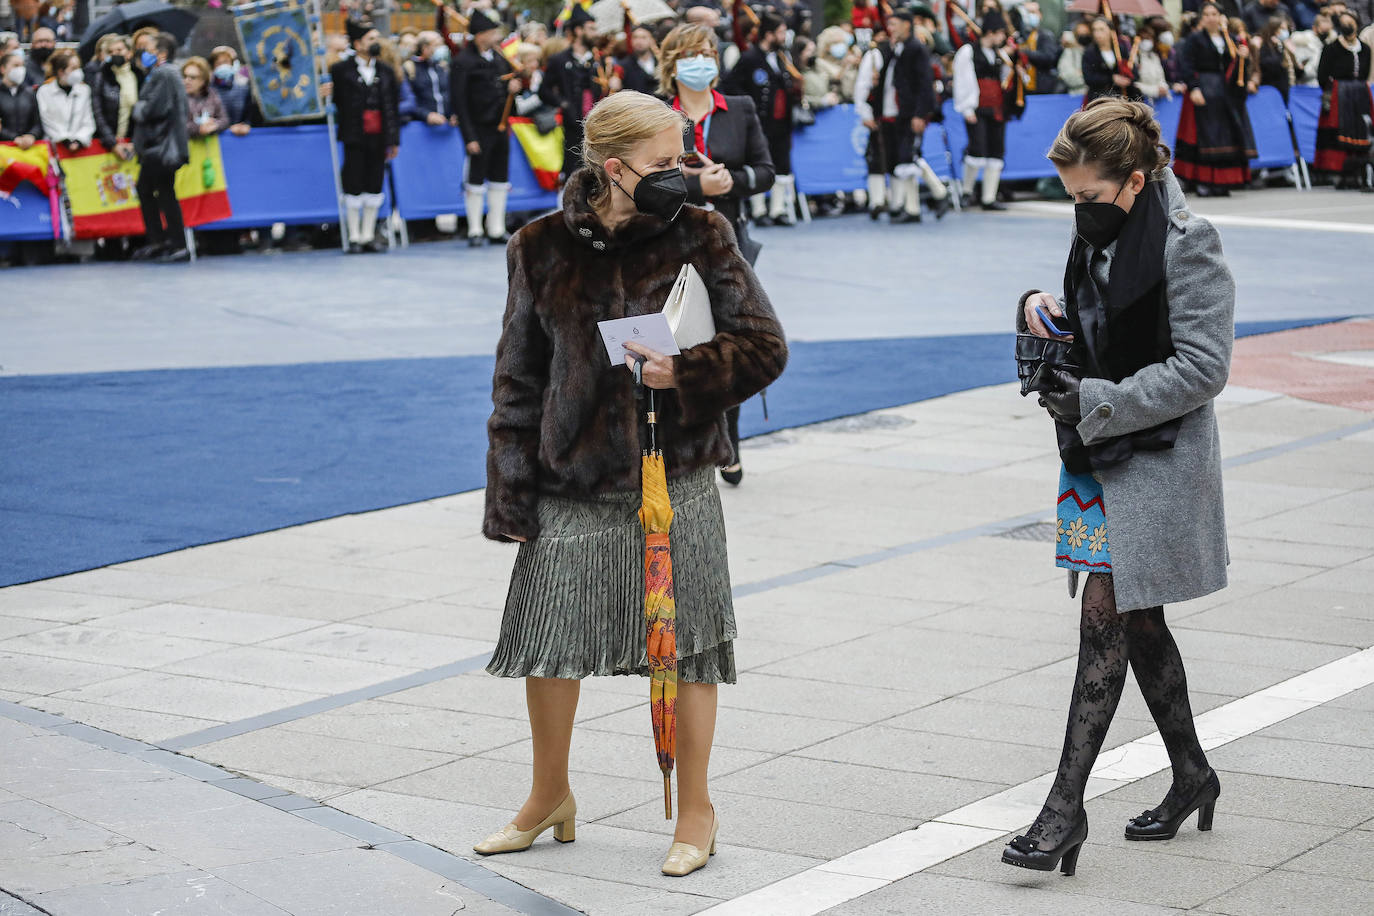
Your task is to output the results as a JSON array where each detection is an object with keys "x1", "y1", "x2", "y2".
[
  {"x1": 539, "y1": 4, "x2": 612, "y2": 181},
  {"x1": 452, "y1": 9, "x2": 517, "y2": 247},
  {"x1": 331, "y1": 19, "x2": 401, "y2": 252},
  {"x1": 1314, "y1": 10, "x2": 1373, "y2": 188},
  {"x1": 1172, "y1": 2, "x2": 1258, "y2": 197},
  {"x1": 722, "y1": 11, "x2": 800, "y2": 225},
  {"x1": 952, "y1": 9, "x2": 1015, "y2": 210}
]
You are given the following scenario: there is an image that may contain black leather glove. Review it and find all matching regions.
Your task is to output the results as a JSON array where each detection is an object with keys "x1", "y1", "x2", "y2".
[{"x1": 1037, "y1": 367, "x2": 1082, "y2": 425}]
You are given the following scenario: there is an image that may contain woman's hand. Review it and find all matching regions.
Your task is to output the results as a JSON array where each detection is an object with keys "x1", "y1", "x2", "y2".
[
  {"x1": 1112, "y1": 73, "x2": 1132, "y2": 87},
  {"x1": 698, "y1": 163, "x2": 733, "y2": 197},
  {"x1": 1189, "y1": 87, "x2": 1206, "y2": 106},
  {"x1": 1024, "y1": 292, "x2": 1072, "y2": 340},
  {"x1": 623, "y1": 341, "x2": 678, "y2": 389},
  {"x1": 505, "y1": 534, "x2": 527, "y2": 542}
]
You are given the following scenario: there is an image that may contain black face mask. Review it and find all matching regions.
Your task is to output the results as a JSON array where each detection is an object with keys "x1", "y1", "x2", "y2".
[
  {"x1": 1075, "y1": 180, "x2": 1131, "y2": 249},
  {"x1": 366, "y1": 42, "x2": 383, "y2": 58},
  {"x1": 1339, "y1": 22, "x2": 1357, "y2": 37},
  {"x1": 108, "y1": 53, "x2": 127, "y2": 67},
  {"x1": 614, "y1": 163, "x2": 688, "y2": 222},
  {"x1": 31, "y1": 46, "x2": 52, "y2": 63}
]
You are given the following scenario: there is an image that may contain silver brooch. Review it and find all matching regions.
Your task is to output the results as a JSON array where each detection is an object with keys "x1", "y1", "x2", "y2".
[
  {"x1": 592, "y1": 240, "x2": 606, "y2": 250},
  {"x1": 579, "y1": 227, "x2": 593, "y2": 237}
]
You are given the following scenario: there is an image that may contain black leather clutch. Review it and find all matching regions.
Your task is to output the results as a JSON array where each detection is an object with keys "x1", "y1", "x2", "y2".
[{"x1": 1015, "y1": 334, "x2": 1080, "y2": 397}]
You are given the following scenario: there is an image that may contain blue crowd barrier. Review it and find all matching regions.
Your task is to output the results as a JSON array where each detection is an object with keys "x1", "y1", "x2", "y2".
[
  {"x1": 1, "y1": 86, "x2": 1336, "y2": 242},
  {"x1": 1248, "y1": 86, "x2": 1297, "y2": 170},
  {"x1": 1289, "y1": 84, "x2": 1323, "y2": 166},
  {"x1": 792, "y1": 103, "x2": 869, "y2": 195},
  {"x1": 0, "y1": 183, "x2": 56, "y2": 241}
]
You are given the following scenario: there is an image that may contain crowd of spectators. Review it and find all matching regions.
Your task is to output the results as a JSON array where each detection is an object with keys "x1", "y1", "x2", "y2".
[{"x1": 1, "y1": 0, "x2": 1371, "y2": 264}]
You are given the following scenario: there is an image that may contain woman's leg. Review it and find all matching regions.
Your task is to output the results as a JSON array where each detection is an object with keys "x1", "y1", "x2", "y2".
[
  {"x1": 722, "y1": 406, "x2": 742, "y2": 476},
  {"x1": 1027, "y1": 573, "x2": 1131, "y2": 849},
  {"x1": 513, "y1": 676, "x2": 580, "y2": 829},
  {"x1": 673, "y1": 681, "x2": 718, "y2": 847},
  {"x1": 1124, "y1": 607, "x2": 1213, "y2": 816}
]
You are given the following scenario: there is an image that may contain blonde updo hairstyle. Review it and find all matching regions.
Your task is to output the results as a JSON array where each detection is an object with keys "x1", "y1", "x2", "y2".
[
  {"x1": 656, "y1": 24, "x2": 718, "y2": 96},
  {"x1": 582, "y1": 91, "x2": 688, "y2": 208},
  {"x1": 1048, "y1": 97, "x2": 1172, "y2": 184}
]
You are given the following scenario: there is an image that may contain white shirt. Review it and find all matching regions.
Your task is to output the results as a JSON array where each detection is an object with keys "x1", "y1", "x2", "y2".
[
  {"x1": 1210, "y1": 34, "x2": 1225, "y2": 55},
  {"x1": 357, "y1": 58, "x2": 376, "y2": 85},
  {"x1": 36, "y1": 80, "x2": 95, "y2": 145},
  {"x1": 854, "y1": 44, "x2": 902, "y2": 122},
  {"x1": 953, "y1": 44, "x2": 1005, "y2": 117},
  {"x1": 1101, "y1": 49, "x2": 1116, "y2": 69}
]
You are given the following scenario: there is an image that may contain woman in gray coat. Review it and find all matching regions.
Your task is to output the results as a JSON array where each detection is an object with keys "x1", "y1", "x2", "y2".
[{"x1": 1003, "y1": 97, "x2": 1234, "y2": 876}]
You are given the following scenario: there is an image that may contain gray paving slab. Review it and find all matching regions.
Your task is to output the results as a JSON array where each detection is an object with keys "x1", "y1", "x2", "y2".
[
  {"x1": 1106, "y1": 770, "x2": 1374, "y2": 830},
  {"x1": 191, "y1": 726, "x2": 456, "y2": 788},
  {"x1": 0, "y1": 891, "x2": 49, "y2": 916},
  {"x1": 382, "y1": 671, "x2": 642, "y2": 723},
  {"x1": 930, "y1": 834, "x2": 1266, "y2": 909},
  {"x1": 479, "y1": 727, "x2": 772, "y2": 783},
  {"x1": 187, "y1": 582, "x2": 409, "y2": 621},
  {"x1": 0, "y1": 652, "x2": 138, "y2": 697},
  {"x1": 1257, "y1": 704, "x2": 1374, "y2": 748},
  {"x1": 259, "y1": 622, "x2": 494, "y2": 670},
  {"x1": 824, "y1": 871, "x2": 1181, "y2": 915},
  {"x1": 1209, "y1": 735, "x2": 1374, "y2": 788},
  {"x1": 211, "y1": 847, "x2": 491, "y2": 916},
  {"x1": 1196, "y1": 868, "x2": 1374, "y2": 915},
  {"x1": 1281, "y1": 829, "x2": 1374, "y2": 883},
  {"x1": 713, "y1": 754, "x2": 1004, "y2": 820},
  {"x1": 96, "y1": 602, "x2": 327, "y2": 643},
  {"x1": 0, "y1": 623, "x2": 230, "y2": 668},
  {"x1": 162, "y1": 645, "x2": 418, "y2": 694},
  {"x1": 31, "y1": 871, "x2": 292, "y2": 915},
  {"x1": 797, "y1": 725, "x2": 1061, "y2": 785},
  {"x1": 38, "y1": 568, "x2": 234, "y2": 603},
  {"x1": 481, "y1": 861, "x2": 725, "y2": 916},
  {"x1": 279, "y1": 699, "x2": 529, "y2": 756},
  {"x1": 22, "y1": 695, "x2": 223, "y2": 744},
  {"x1": 350, "y1": 600, "x2": 506, "y2": 642},
  {"x1": 367, "y1": 756, "x2": 659, "y2": 823},
  {"x1": 49, "y1": 671, "x2": 325, "y2": 722}
]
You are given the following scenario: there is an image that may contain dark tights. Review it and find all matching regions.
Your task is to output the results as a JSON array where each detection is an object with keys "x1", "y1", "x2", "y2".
[{"x1": 1030, "y1": 573, "x2": 1211, "y2": 849}]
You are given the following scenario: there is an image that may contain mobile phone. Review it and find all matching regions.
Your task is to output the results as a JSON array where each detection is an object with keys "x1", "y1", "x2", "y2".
[
  {"x1": 681, "y1": 151, "x2": 705, "y2": 168},
  {"x1": 1034, "y1": 305, "x2": 1073, "y2": 339}
]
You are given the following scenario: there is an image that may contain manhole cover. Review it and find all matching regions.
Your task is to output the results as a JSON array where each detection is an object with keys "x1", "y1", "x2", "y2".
[{"x1": 995, "y1": 521, "x2": 1059, "y2": 542}]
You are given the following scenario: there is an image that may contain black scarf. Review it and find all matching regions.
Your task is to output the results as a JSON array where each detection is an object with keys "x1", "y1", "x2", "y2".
[{"x1": 1057, "y1": 178, "x2": 1181, "y2": 474}]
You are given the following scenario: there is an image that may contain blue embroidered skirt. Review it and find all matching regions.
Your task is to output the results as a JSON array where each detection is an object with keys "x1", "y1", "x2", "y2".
[{"x1": 1056, "y1": 466, "x2": 1112, "y2": 573}]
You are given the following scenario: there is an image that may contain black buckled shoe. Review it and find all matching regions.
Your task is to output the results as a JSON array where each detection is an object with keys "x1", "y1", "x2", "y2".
[
  {"x1": 1125, "y1": 770, "x2": 1220, "y2": 841},
  {"x1": 1001, "y1": 813, "x2": 1088, "y2": 876}
]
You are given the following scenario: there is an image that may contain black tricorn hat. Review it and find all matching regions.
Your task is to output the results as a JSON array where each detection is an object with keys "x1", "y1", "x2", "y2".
[
  {"x1": 345, "y1": 17, "x2": 373, "y2": 44},
  {"x1": 567, "y1": 4, "x2": 594, "y2": 29},
  {"x1": 982, "y1": 9, "x2": 1008, "y2": 33},
  {"x1": 468, "y1": 8, "x2": 501, "y2": 35}
]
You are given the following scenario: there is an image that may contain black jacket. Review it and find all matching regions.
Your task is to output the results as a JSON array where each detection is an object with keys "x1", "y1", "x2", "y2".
[
  {"x1": 451, "y1": 43, "x2": 513, "y2": 138},
  {"x1": 330, "y1": 55, "x2": 402, "y2": 146},
  {"x1": 891, "y1": 37, "x2": 938, "y2": 122},
  {"x1": 411, "y1": 57, "x2": 452, "y2": 119},
  {"x1": 132, "y1": 63, "x2": 188, "y2": 169},
  {"x1": 1018, "y1": 27, "x2": 1061, "y2": 94},
  {"x1": 617, "y1": 53, "x2": 659, "y2": 95},
  {"x1": 539, "y1": 46, "x2": 607, "y2": 124},
  {"x1": 0, "y1": 83, "x2": 43, "y2": 140},
  {"x1": 678, "y1": 93, "x2": 776, "y2": 224},
  {"x1": 722, "y1": 44, "x2": 796, "y2": 130},
  {"x1": 1083, "y1": 45, "x2": 1142, "y2": 101},
  {"x1": 91, "y1": 61, "x2": 143, "y2": 147}
]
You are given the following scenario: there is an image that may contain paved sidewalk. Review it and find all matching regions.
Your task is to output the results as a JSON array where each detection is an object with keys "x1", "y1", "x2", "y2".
[{"x1": 2, "y1": 321, "x2": 1373, "y2": 914}]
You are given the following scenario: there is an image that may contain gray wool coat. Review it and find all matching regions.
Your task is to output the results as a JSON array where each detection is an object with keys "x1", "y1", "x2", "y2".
[{"x1": 1019, "y1": 169, "x2": 1234, "y2": 612}]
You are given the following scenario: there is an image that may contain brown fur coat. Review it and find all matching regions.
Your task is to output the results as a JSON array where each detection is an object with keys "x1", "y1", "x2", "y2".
[{"x1": 483, "y1": 168, "x2": 788, "y2": 541}]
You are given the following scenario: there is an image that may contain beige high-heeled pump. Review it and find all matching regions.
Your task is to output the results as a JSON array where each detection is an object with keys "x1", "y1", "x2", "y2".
[
  {"x1": 662, "y1": 811, "x2": 719, "y2": 877},
  {"x1": 473, "y1": 792, "x2": 577, "y2": 856}
]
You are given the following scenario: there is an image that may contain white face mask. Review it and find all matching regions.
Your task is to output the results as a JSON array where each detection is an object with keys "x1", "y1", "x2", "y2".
[
  {"x1": 829, "y1": 42, "x2": 848, "y2": 58},
  {"x1": 1158, "y1": 31, "x2": 1173, "y2": 45},
  {"x1": 1278, "y1": 29, "x2": 1290, "y2": 41},
  {"x1": 1139, "y1": 39, "x2": 1153, "y2": 52},
  {"x1": 5, "y1": 65, "x2": 26, "y2": 85},
  {"x1": 64, "y1": 68, "x2": 84, "y2": 86}
]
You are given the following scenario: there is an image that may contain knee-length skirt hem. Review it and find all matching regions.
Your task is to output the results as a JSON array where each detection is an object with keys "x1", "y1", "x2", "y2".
[{"x1": 486, "y1": 467, "x2": 737, "y2": 685}]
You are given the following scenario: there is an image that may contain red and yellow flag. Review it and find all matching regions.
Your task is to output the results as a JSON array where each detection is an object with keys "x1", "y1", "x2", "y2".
[
  {"x1": 508, "y1": 115, "x2": 564, "y2": 191},
  {"x1": 56, "y1": 137, "x2": 232, "y2": 239},
  {"x1": 0, "y1": 142, "x2": 51, "y2": 196}
]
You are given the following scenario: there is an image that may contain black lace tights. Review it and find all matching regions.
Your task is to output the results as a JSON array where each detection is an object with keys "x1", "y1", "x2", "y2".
[{"x1": 1028, "y1": 573, "x2": 1211, "y2": 850}]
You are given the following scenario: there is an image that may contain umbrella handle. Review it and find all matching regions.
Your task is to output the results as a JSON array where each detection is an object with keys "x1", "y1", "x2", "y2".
[{"x1": 664, "y1": 775, "x2": 672, "y2": 820}]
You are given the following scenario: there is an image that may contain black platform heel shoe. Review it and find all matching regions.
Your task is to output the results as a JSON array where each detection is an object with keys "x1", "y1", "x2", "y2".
[
  {"x1": 1125, "y1": 770, "x2": 1220, "y2": 841},
  {"x1": 1001, "y1": 813, "x2": 1088, "y2": 876}
]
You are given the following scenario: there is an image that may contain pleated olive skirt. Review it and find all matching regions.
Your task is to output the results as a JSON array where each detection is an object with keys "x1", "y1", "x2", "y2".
[{"x1": 487, "y1": 467, "x2": 737, "y2": 684}]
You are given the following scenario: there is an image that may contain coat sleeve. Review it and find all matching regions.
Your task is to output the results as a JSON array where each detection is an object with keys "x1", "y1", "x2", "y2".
[
  {"x1": 537, "y1": 59, "x2": 563, "y2": 109},
  {"x1": 674, "y1": 212, "x2": 788, "y2": 426},
  {"x1": 726, "y1": 97, "x2": 775, "y2": 199},
  {"x1": 451, "y1": 56, "x2": 476, "y2": 141},
  {"x1": 952, "y1": 45, "x2": 978, "y2": 116},
  {"x1": 92, "y1": 75, "x2": 118, "y2": 147},
  {"x1": 1076, "y1": 215, "x2": 1234, "y2": 445},
  {"x1": 483, "y1": 232, "x2": 549, "y2": 542}
]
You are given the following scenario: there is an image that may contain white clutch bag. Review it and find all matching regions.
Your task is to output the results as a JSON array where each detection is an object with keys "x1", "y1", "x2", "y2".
[{"x1": 661, "y1": 264, "x2": 715, "y2": 350}]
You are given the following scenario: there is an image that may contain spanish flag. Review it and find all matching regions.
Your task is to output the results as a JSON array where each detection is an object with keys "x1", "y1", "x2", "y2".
[
  {"x1": 553, "y1": 0, "x2": 594, "y2": 32},
  {"x1": 0, "y1": 141, "x2": 51, "y2": 197},
  {"x1": 57, "y1": 137, "x2": 232, "y2": 239},
  {"x1": 509, "y1": 115, "x2": 564, "y2": 191}
]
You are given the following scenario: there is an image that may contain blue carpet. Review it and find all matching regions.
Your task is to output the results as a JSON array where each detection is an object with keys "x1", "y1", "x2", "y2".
[{"x1": 0, "y1": 318, "x2": 1343, "y2": 586}]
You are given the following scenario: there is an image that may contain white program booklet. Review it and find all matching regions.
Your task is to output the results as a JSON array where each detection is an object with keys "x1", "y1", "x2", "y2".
[{"x1": 596, "y1": 313, "x2": 682, "y2": 367}]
